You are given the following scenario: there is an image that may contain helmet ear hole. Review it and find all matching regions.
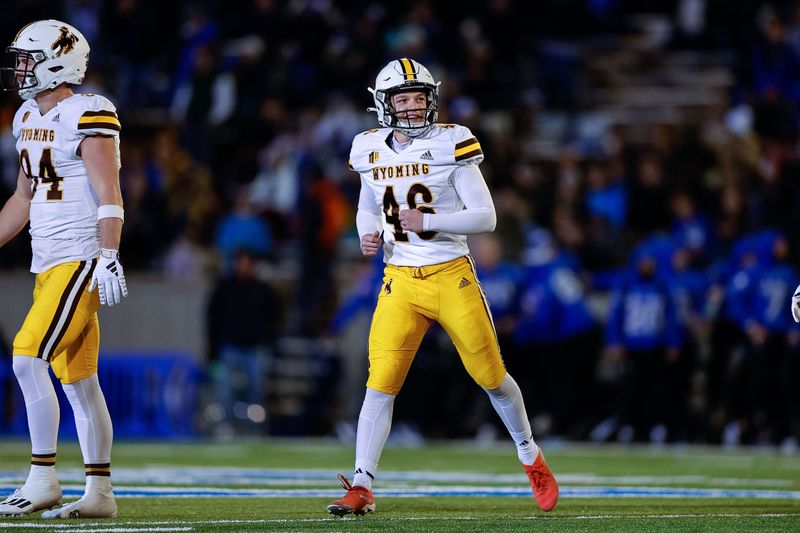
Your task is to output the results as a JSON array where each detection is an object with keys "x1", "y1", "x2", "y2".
[{"x1": 49, "y1": 66, "x2": 63, "y2": 73}]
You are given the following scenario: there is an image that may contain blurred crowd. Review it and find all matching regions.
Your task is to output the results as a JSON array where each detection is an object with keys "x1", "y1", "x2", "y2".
[{"x1": 0, "y1": 0, "x2": 799, "y2": 446}]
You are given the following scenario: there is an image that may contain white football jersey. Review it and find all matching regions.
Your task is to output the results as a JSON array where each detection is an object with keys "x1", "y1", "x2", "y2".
[
  {"x1": 350, "y1": 123, "x2": 484, "y2": 266},
  {"x1": 12, "y1": 93, "x2": 121, "y2": 273}
]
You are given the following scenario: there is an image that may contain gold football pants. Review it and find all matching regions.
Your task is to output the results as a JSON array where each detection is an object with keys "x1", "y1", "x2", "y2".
[
  {"x1": 367, "y1": 255, "x2": 506, "y2": 395},
  {"x1": 13, "y1": 259, "x2": 101, "y2": 384}
]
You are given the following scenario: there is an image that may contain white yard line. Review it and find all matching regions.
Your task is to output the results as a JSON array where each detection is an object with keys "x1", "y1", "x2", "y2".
[
  {"x1": 0, "y1": 513, "x2": 797, "y2": 530},
  {"x1": 1, "y1": 484, "x2": 797, "y2": 500}
]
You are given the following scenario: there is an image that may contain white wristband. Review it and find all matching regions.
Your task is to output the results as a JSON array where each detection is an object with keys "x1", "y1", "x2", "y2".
[{"x1": 97, "y1": 204, "x2": 124, "y2": 222}]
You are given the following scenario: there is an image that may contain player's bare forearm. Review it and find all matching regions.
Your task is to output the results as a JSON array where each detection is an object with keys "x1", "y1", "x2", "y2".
[
  {"x1": 90, "y1": 174, "x2": 123, "y2": 249},
  {"x1": 0, "y1": 191, "x2": 30, "y2": 247},
  {"x1": 98, "y1": 217, "x2": 122, "y2": 250},
  {"x1": 0, "y1": 170, "x2": 33, "y2": 247},
  {"x1": 82, "y1": 136, "x2": 123, "y2": 250}
]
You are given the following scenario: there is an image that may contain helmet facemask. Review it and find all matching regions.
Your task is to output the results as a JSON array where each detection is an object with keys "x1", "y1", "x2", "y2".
[
  {"x1": 373, "y1": 85, "x2": 438, "y2": 138},
  {"x1": 368, "y1": 58, "x2": 440, "y2": 138},
  {"x1": 1, "y1": 20, "x2": 89, "y2": 100},
  {"x1": 0, "y1": 49, "x2": 48, "y2": 98}
]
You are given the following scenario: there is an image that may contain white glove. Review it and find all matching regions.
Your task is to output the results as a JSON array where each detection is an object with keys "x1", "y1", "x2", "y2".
[
  {"x1": 89, "y1": 248, "x2": 128, "y2": 306},
  {"x1": 792, "y1": 284, "x2": 800, "y2": 323}
]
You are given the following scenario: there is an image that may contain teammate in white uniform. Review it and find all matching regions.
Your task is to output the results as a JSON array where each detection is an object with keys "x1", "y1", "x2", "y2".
[
  {"x1": 0, "y1": 20, "x2": 125, "y2": 518},
  {"x1": 327, "y1": 58, "x2": 559, "y2": 517}
]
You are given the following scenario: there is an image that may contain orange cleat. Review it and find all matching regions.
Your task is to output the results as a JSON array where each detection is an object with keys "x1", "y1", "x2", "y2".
[
  {"x1": 326, "y1": 474, "x2": 376, "y2": 517},
  {"x1": 523, "y1": 450, "x2": 559, "y2": 511}
]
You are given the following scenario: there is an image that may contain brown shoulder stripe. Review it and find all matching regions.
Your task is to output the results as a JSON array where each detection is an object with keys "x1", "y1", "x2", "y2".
[
  {"x1": 79, "y1": 110, "x2": 121, "y2": 131},
  {"x1": 78, "y1": 122, "x2": 121, "y2": 131},
  {"x1": 455, "y1": 137, "x2": 479, "y2": 149},
  {"x1": 455, "y1": 148, "x2": 483, "y2": 161}
]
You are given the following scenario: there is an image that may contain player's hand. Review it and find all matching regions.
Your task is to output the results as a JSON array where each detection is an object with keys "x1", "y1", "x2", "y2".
[
  {"x1": 399, "y1": 208, "x2": 424, "y2": 233},
  {"x1": 792, "y1": 283, "x2": 800, "y2": 322},
  {"x1": 89, "y1": 248, "x2": 128, "y2": 306},
  {"x1": 361, "y1": 231, "x2": 382, "y2": 257}
]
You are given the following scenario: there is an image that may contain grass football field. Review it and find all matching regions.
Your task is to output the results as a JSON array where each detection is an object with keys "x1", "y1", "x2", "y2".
[{"x1": 0, "y1": 439, "x2": 797, "y2": 531}]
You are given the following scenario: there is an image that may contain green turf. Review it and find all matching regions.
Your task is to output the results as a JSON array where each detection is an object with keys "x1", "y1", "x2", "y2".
[
  {"x1": 0, "y1": 498, "x2": 797, "y2": 532},
  {"x1": 2, "y1": 439, "x2": 795, "y2": 478},
  {"x1": 0, "y1": 439, "x2": 796, "y2": 531}
]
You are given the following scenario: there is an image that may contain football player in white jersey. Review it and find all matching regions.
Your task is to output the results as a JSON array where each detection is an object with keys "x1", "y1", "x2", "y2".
[
  {"x1": 327, "y1": 58, "x2": 559, "y2": 517},
  {"x1": 0, "y1": 20, "x2": 124, "y2": 518}
]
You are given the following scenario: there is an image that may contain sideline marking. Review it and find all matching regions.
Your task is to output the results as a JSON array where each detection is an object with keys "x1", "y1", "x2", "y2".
[{"x1": 0, "y1": 468, "x2": 793, "y2": 488}]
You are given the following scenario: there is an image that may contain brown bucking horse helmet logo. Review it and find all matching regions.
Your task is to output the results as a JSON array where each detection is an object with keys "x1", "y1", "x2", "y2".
[{"x1": 51, "y1": 26, "x2": 78, "y2": 57}]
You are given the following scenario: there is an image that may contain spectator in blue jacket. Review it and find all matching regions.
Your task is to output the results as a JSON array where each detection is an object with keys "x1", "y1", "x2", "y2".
[
  {"x1": 214, "y1": 185, "x2": 273, "y2": 272},
  {"x1": 602, "y1": 247, "x2": 682, "y2": 443},
  {"x1": 514, "y1": 229, "x2": 599, "y2": 437},
  {"x1": 727, "y1": 233, "x2": 798, "y2": 445},
  {"x1": 705, "y1": 229, "x2": 784, "y2": 443},
  {"x1": 666, "y1": 245, "x2": 711, "y2": 440},
  {"x1": 671, "y1": 191, "x2": 714, "y2": 268},
  {"x1": 706, "y1": 232, "x2": 762, "y2": 444}
]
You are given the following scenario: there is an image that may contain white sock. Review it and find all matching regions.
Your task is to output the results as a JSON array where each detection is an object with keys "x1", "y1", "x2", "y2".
[
  {"x1": 62, "y1": 374, "x2": 113, "y2": 493},
  {"x1": 353, "y1": 388, "x2": 395, "y2": 490},
  {"x1": 85, "y1": 475, "x2": 113, "y2": 495},
  {"x1": 12, "y1": 356, "x2": 59, "y2": 456},
  {"x1": 484, "y1": 373, "x2": 539, "y2": 465},
  {"x1": 26, "y1": 464, "x2": 57, "y2": 486}
]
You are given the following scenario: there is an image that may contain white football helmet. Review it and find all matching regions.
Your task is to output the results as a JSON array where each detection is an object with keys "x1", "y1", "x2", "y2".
[
  {"x1": 1, "y1": 20, "x2": 89, "y2": 100},
  {"x1": 368, "y1": 58, "x2": 440, "y2": 138}
]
